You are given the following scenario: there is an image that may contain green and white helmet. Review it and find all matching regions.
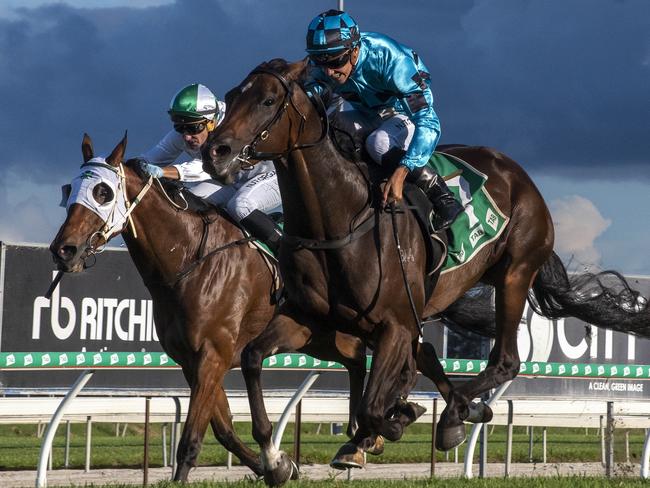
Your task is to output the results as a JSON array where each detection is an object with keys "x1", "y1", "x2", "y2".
[{"x1": 168, "y1": 83, "x2": 225, "y2": 124}]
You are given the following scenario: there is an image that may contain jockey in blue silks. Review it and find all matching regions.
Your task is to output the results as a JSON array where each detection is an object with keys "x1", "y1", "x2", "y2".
[{"x1": 306, "y1": 9, "x2": 463, "y2": 230}]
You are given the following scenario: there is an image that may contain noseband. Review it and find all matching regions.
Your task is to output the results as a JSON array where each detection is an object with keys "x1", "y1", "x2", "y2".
[{"x1": 236, "y1": 67, "x2": 329, "y2": 163}]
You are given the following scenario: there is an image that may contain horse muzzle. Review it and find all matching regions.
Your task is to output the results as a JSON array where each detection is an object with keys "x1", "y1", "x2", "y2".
[{"x1": 49, "y1": 241, "x2": 87, "y2": 273}]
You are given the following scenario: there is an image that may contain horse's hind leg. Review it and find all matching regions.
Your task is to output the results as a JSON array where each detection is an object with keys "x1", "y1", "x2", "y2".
[
  {"x1": 437, "y1": 262, "x2": 544, "y2": 450},
  {"x1": 174, "y1": 344, "x2": 228, "y2": 482},
  {"x1": 209, "y1": 386, "x2": 263, "y2": 476}
]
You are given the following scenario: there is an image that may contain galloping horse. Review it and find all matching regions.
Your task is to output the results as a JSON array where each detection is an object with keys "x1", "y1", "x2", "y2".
[
  {"x1": 49, "y1": 133, "x2": 370, "y2": 481},
  {"x1": 202, "y1": 58, "x2": 650, "y2": 485}
]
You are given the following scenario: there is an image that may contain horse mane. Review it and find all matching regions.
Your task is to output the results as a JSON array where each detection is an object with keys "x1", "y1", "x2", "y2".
[
  {"x1": 254, "y1": 58, "x2": 310, "y2": 84},
  {"x1": 123, "y1": 158, "x2": 224, "y2": 219}
]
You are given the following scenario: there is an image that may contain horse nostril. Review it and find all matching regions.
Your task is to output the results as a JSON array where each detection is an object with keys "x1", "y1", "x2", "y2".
[
  {"x1": 58, "y1": 245, "x2": 77, "y2": 261},
  {"x1": 215, "y1": 145, "x2": 231, "y2": 158}
]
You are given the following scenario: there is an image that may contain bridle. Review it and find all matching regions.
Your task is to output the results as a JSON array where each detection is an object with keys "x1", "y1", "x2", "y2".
[
  {"x1": 78, "y1": 161, "x2": 153, "y2": 256},
  {"x1": 235, "y1": 67, "x2": 330, "y2": 164},
  {"x1": 231, "y1": 66, "x2": 377, "y2": 252}
]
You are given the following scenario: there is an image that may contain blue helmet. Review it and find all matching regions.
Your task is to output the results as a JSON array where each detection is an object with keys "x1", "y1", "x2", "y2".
[{"x1": 306, "y1": 9, "x2": 360, "y2": 54}]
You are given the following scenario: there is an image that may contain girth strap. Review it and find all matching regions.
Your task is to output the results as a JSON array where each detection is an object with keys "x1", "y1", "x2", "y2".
[{"x1": 283, "y1": 213, "x2": 376, "y2": 251}]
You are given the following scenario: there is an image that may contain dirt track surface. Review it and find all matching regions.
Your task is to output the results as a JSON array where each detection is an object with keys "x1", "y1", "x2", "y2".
[{"x1": 0, "y1": 462, "x2": 640, "y2": 487}]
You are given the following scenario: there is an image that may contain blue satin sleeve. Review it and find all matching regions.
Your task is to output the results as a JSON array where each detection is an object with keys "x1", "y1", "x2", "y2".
[{"x1": 383, "y1": 53, "x2": 441, "y2": 171}]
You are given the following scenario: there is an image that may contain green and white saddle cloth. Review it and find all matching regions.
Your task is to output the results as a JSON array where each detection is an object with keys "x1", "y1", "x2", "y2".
[{"x1": 429, "y1": 151, "x2": 509, "y2": 273}]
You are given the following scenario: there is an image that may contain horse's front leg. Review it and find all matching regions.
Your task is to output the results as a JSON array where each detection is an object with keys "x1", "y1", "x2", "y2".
[
  {"x1": 300, "y1": 330, "x2": 384, "y2": 470},
  {"x1": 174, "y1": 344, "x2": 224, "y2": 482},
  {"x1": 350, "y1": 320, "x2": 417, "y2": 447},
  {"x1": 241, "y1": 311, "x2": 314, "y2": 487},
  {"x1": 209, "y1": 386, "x2": 263, "y2": 476}
]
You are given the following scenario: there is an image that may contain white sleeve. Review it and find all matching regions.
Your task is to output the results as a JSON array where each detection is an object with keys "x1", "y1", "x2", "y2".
[
  {"x1": 141, "y1": 131, "x2": 211, "y2": 182},
  {"x1": 172, "y1": 159, "x2": 213, "y2": 182},
  {"x1": 140, "y1": 130, "x2": 186, "y2": 166}
]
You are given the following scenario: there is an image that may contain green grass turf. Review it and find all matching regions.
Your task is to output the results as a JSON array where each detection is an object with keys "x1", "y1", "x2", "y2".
[{"x1": 0, "y1": 422, "x2": 644, "y2": 470}]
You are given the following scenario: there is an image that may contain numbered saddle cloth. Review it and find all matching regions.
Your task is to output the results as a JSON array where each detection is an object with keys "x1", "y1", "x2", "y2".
[{"x1": 429, "y1": 151, "x2": 509, "y2": 273}]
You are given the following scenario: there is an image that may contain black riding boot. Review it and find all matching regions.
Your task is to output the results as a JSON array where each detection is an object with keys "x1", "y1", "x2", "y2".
[
  {"x1": 410, "y1": 166, "x2": 464, "y2": 230},
  {"x1": 240, "y1": 209, "x2": 282, "y2": 254}
]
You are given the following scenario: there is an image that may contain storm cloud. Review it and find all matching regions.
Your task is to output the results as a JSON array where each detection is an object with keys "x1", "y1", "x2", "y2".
[{"x1": 0, "y1": 0, "x2": 648, "y2": 243}]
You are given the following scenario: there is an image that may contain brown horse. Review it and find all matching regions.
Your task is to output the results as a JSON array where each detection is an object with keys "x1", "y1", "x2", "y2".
[
  {"x1": 202, "y1": 58, "x2": 650, "y2": 486},
  {"x1": 49, "y1": 133, "x2": 370, "y2": 481}
]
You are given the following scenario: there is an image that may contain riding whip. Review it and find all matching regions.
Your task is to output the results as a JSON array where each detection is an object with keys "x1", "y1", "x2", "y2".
[{"x1": 44, "y1": 270, "x2": 64, "y2": 300}]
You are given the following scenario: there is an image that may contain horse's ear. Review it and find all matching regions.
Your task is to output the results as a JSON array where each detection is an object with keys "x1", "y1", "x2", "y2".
[
  {"x1": 81, "y1": 133, "x2": 94, "y2": 163},
  {"x1": 106, "y1": 131, "x2": 128, "y2": 167},
  {"x1": 287, "y1": 58, "x2": 310, "y2": 83}
]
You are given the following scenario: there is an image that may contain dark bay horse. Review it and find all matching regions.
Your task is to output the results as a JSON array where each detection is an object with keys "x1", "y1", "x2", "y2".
[
  {"x1": 202, "y1": 58, "x2": 650, "y2": 485},
  {"x1": 49, "y1": 133, "x2": 370, "y2": 481}
]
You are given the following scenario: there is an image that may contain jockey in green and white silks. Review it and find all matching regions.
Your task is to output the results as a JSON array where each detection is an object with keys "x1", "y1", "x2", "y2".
[
  {"x1": 306, "y1": 10, "x2": 463, "y2": 230},
  {"x1": 136, "y1": 83, "x2": 283, "y2": 252}
]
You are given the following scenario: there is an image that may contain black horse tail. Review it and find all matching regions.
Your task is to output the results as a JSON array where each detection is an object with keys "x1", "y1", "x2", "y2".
[
  {"x1": 440, "y1": 285, "x2": 497, "y2": 339},
  {"x1": 528, "y1": 251, "x2": 650, "y2": 337}
]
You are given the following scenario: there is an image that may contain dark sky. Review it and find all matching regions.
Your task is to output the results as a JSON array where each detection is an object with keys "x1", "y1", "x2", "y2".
[
  {"x1": 0, "y1": 0, "x2": 647, "y2": 181},
  {"x1": 0, "y1": 0, "x2": 648, "y2": 269}
]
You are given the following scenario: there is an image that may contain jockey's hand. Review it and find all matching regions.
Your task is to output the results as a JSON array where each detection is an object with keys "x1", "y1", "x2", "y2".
[
  {"x1": 134, "y1": 159, "x2": 164, "y2": 179},
  {"x1": 382, "y1": 165, "x2": 410, "y2": 207}
]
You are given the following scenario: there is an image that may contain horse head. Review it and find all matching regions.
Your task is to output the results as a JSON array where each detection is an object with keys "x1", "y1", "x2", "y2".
[
  {"x1": 50, "y1": 133, "x2": 129, "y2": 272},
  {"x1": 202, "y1": 58, "x2": 323, "y2": 183}
]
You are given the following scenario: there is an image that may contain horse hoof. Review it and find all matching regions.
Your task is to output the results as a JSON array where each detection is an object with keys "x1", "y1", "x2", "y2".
[
  {"x1": 262, "y1": 451, "x2": 295, "y2": 486},
  {"x1": 330, "y1": 442, "x2": 366, "y2": 470},
  {"x1": 366, "y1": 435, "x2": 384, "y2": 456},
  {"x1": 435, "y1": 423, "x2": 466, "y2": 451},
  {"x1": 289, "y1": 460, "x2": 299, "y2": 480},
  {"x1": 381, "y1": 418, "x2": 404, "y2": 442},
  {"x1": 466, "y1": 401, "x2": 493, "y2": 424},
  {"x1": 406, "y1": 401, "x2": 427, "y2": 421}
]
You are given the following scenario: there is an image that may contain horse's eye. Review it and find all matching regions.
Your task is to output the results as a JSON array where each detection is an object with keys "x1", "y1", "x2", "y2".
[
  {"x1": 92, "y1": 182, "x2": 114, "y2": 205},
  {"x1": 263, "y1": 98, "x2": 275, "y2": 107}
]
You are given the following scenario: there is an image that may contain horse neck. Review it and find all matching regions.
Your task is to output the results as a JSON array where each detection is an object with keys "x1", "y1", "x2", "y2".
[
  {"x1": 122, "y1": 176, "x2": 221, "y2": 285},
  {"x1": 280, "y1": 137, "x2": 372, "y2": 239}
]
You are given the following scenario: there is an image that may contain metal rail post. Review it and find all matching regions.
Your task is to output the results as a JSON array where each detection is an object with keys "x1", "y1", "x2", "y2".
[
  {"x1": 463, "y1": 380, "x2": 512, "y2": 478},
  {"x1": 640, "y1": 426, "x2": 650, "y2": 478},
  {"x1": 64, "y1": 420, "x2": 71, "y2": 469},
  {"x1": 36, "y1": 369, "x2": 95, "y2": 488},
  {"x1": 293, "y1": 400, "x2": 302, "y2": 467},
  {"x1": 272, "y1": 371, "x2": 321, "y2": 448},
  {"x1": 143, "y1": 397, "x2": 151, "y2": 486},
  {"x1": 479, "y1": 419, "x2": 487, "y2": 478},
  {"x1": 84, "y1": 416, "x2": 92, "y2": 473},
  {"x1": 606, "y1": 401, "x2": 614, "y2": 477},
  {"x1": 171, "y1": 397, "x2": 182, "y2": 478},
  {"x1": 542, "y1": 427, "x2": 547, "y2": 464},
  {"x1": 505, "y1": 400, "x2": 513, "y2": 477},
  {"x1": 430, "y1": 398, "x2": 438, "y2": 477},
  {"x1": 528, "y1": 426, "x2": 534, "y2": 462},
  {"x1": 162, "y1": 424, "x2": 168, "y2": 467},
  {"x1": 600, "y1": 415, "x2": 605, "y2": 466},
  {"x1": 463, "y1": 380, "x2": 513, "y2": 478}
]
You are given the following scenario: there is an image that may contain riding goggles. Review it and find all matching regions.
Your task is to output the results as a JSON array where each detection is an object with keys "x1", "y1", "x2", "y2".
[
  {"x1": 174, "y1": 121, "x2": 207, "y2": 135},
  {"x1": 310, "y1": 49, "x2": 352, "y2": 69}
]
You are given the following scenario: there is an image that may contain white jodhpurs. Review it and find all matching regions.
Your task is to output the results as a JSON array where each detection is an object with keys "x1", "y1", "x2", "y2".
[
  {"x1": 329, "y1": 99, "x2": 417, "y2": 166},
  {"x1": 183, "y1": 170, "x2": 282, "y2": 222}
]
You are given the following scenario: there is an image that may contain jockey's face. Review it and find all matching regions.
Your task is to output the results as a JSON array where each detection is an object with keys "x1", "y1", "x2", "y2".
[
  {"x1": 182, "y1": 127, "x2": 209, "y2": 151},
  {"x1": 321, "y1": 47, "x2": 360, "y2": 85},
  {"x1": 174, "y1": 119, "x2": 213, "y2": 151}
]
